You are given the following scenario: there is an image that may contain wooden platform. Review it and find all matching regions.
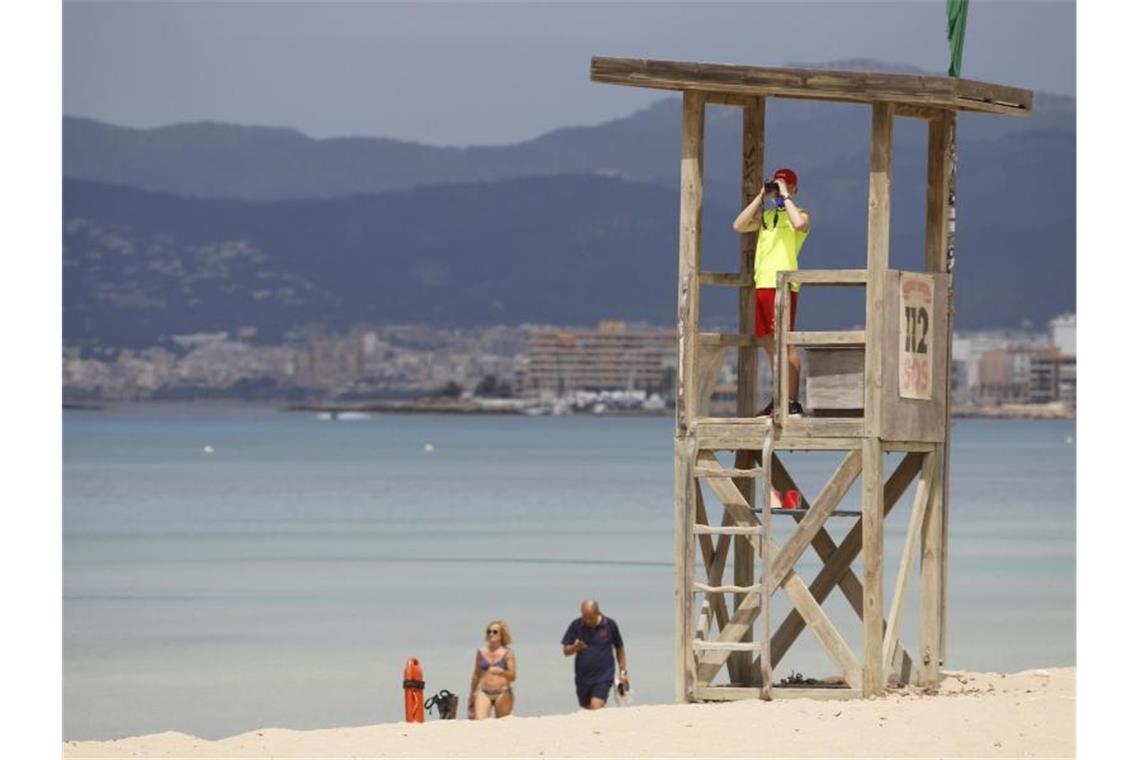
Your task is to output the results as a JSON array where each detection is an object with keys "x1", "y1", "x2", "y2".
[
  {"x1": 694, "y1": 684, "x2": 862, "y2": 702},
  {"x1": 591, "y1": 57, "x2": 1032, "y2": 117},
  {"x1": 691, "y1": 416, "x2": 937, "y2": 453}
]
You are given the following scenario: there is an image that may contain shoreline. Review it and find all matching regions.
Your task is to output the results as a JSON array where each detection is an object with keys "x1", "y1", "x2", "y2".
[
  {"x1": 64, "y1": 399, "x2": 1076, "y2": 420},
  {"x1": 63, "y1": 667, "x2": 1074, "y2": 759}
]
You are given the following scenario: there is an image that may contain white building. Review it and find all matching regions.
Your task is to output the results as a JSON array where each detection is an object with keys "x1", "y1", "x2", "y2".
[{"x1": 1050, "y1": 313, "x2": 1077, "y2": 356}]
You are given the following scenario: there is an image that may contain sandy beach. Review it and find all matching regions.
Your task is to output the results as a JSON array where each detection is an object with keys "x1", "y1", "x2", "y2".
[{"x1": 63, "y1": 667, "x2": 1074, "y2": 759}]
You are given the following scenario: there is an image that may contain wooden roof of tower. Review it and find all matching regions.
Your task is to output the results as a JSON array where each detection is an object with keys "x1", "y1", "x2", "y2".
[{"x1": 591, "y1": 57, "x2": 1032, "y2": 117}]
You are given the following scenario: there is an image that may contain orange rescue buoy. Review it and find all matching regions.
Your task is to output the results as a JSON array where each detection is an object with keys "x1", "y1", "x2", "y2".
[{"x1": 403, "y1": 658, "x2": 425, "y2": 722}]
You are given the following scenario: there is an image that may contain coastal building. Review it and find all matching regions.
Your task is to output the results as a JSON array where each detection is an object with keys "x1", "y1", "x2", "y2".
[
  {"x1": 1050, "y1": 313, "x2": 1076, "y2": 355},
  {"x1": 952, "y1": 329, "x2": 1051, "y2": 403},
  {"x1": 519, "y1": 321, "x2": 676, "y2": 396},
  {"x1": 1029, "y1": 352, "x2": 1076, "y2": 406},
  {"x1": 976, "y1": 347, "x2": 1034, "y2": 404}
]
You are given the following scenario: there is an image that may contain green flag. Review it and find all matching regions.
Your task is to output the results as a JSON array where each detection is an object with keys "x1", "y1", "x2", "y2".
[{"x1": 947, "y1": 0, "x2": 969, "y2": 77}]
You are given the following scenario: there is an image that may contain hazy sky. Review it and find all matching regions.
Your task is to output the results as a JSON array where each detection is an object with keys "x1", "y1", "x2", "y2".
[{"x1": 64, "y1": 1, "x2": 1075, "y2": 146}]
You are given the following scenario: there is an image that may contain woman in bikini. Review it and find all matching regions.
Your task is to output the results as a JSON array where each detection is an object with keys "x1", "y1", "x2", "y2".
[{"x1": 467, "y1": 619, "x2": 516, "y2": 719}]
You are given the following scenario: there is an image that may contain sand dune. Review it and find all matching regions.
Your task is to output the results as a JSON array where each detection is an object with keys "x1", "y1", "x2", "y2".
[{"x1": 64, "y1": 667, "x2": 1074, "y2": 759}]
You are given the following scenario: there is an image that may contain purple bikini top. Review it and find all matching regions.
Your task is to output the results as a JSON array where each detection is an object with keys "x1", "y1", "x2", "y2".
[{"x1": 478, "y1": 648, "x2": 509, "y2": 670}]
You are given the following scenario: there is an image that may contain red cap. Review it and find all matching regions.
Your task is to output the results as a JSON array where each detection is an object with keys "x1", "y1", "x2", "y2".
[{"x1": 773, "y1": 168, "x2": 798, "y2": 189}]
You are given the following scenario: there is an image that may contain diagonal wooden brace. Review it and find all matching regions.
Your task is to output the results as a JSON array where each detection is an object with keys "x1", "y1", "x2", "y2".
[
  {"x1": 694, "y1": 486, "x2": 732, "y2": 631},
  {"x1": 694, "y1": 453, "x2": 865, "y2": 688},
  {"x1": 758, "y1": 452, "x2": 925, "y2": 677},
  {"x1": 767, "y1": 450, "x2": 862, "y2": 588}
]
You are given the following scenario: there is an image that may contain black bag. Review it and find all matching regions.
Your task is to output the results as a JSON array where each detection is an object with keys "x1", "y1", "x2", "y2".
[{"x1": 424, "y1": 689, "x2": 459, "y2": 719}]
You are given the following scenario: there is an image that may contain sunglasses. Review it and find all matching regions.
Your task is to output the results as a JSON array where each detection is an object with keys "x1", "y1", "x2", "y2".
[{"x1": 486, "y1": 628, "x2": 501, "y2": 635}]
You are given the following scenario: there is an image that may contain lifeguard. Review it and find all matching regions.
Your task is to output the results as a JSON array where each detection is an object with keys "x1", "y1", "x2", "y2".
[{"x1": 732, "y1": 166, "x2": 810, "y2": 416}]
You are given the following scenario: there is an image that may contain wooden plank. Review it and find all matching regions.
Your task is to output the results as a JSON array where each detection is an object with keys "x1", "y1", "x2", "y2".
[
  {"x1": 589, "y1": 58, "x2": 1032, "y2": 116},
  {"x1": 683, "y1": 437, "x2": 699, "y2": 698},
  {"x1": 861, "y1": 437, "x2": 885, "y2": 696},
  {"x1": 694, "y1": 524, "x2": 763, "y2": 536},
  {"x1": 894, "y1": 103, "x2": 947, "y2": 121},
  {"x1": 919, "y1": 443, "x2": 945, "y2": 687},
  {"x1": 889, "y1": 639, "x2": 916, "y2": 686},
  {"x1": 738, "y1": 96, "x2": 764, "y2": 422},
  {"x1": 761, "y1": 452, "x2": 924, "y2": 676},
  {"x1": 883, "y1": 451, "x2": 934, "y2": 671},
  {"x1": 786, "y1": 330, "x2": 867, "y2": 346},
  {"x1": 864, "y1": 101, "x2": 893, "y2": 438},
  {"x1": 676, "y1": 90, "x2": 706, "y2": 432},
  {"x1": 693, "y1": 582, "x2": 764, "y2": 594},
  {"x1": 673, "y1": 436, "x2": 689, "y2": 701},
  {"x1": 733, "y1": 103, "x2": 764, "y2": 692},
  {"x1": 693, "y1": 640, "x2": 765, "y2": 651},
  {"x1": 936, "y1": 113, "x2": 958, "y2": 666},
  {"x1": 759, "y1": 427, "x2": 775, "y2": 697},
  {"x1": 696, "y1": 452, "x2": 764, "y2": 555},
  {"x1": 697, "y1": 332, "x2": 761, "y2": 348},
  {"x1": 785, "y1": 269, "x2": 867, "y2": 286},
  {"x1": 878, "y1": 272, "x2": 950, "y2": 443},
  {"x1": 694, "y1": 486, "x2": 731, "y2": 634},
  {"x1": 698, "y1": 272, "x2": 753, "y2": 287},
  {"x1": 804, "y1": 347, "x2": 865, "y2": 411},
  {"x1": 924, "y1": 113, "x2": 952, "y2": 273},
  {"x1": 692, "y1": 416, "x2": 864, "y2": 450},
  {"x1": 770, "y1": 438, "x2": 864, "y2": 451},
  {"x1": 695, "y1": 685, "x2": 862, "y2": 701},
  {"x1": 783, "y1": 574, "x2": 863, "y2": 690},
  {"x1": 694, "y1": 465, "x2": 763, "y2": 478},
  {"x1": 955, "y1": 78, "x2": 1034, "y2": 113},
  {"x1": 696, "y1": 345, "x2": 727, "y2": 417},
  {"x1": 767, "y1": 451, "x2": 863, "y2": 587},
  {"x1": 883, "y1": 441, "x2": 937, "y2": 453},
  {"x1": 774, "y1": 273, "x2": 790, "y2": 427},
  {"x1": 705, "y1": 91, "x2": 756, "y2": 107},
  {"x1": 694, "y1": 685, "x2": 764, "y2": 701},
  {"x1": 696, "y1": 598, "x2": 711, "y2": 641}
]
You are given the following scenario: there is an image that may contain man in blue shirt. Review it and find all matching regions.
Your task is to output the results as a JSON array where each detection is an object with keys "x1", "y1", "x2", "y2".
[{"x1": 560, "y1": 599, "x2": 630, "y2": 709}]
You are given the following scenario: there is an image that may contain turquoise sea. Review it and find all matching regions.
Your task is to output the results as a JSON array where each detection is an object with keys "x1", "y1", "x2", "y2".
[{"x1": 63, "y1": 405, "x2": 1075, "y2": 740}]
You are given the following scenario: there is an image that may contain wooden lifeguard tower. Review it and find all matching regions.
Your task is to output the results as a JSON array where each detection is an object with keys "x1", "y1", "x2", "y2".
[{"x1": 591, "y1": 58, "x2": 1032, "y2": 700}]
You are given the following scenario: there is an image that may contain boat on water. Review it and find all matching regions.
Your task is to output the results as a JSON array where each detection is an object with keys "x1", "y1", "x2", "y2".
[{"x1": 316, "y1": 411, "x2": 372, "y2": 421}]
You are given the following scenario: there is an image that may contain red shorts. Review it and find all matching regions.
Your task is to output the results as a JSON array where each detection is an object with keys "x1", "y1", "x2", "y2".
[{"x1": 754, "y1": 288, "x2": 798, "y2": 337}]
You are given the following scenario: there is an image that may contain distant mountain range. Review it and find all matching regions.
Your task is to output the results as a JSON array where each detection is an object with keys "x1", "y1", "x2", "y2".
[{"x1": 63, "y1": 63, "x2": 1074, "y2": 347}]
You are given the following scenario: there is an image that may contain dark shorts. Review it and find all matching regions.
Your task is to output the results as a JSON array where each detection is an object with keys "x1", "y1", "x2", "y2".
[
  {"x1": 576, "y1": 679, "x2": 612, "y2": 707},
  {"x1": 754, "y1": 288, "x2": 799, "y2": 338}
]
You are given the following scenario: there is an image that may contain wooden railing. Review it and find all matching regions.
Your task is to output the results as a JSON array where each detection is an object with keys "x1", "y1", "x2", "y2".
[{"x1": 773, "y1": 269, "x2": 868, "y2": 429}]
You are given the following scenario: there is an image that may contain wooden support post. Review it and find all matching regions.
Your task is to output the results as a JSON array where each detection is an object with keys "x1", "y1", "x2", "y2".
[
  {"x1": 737, "y1": 97, "x2": 764, "y2": 417},
  {"x1": 925, "y1": 110, "x2": 955, "y2": 670},
  {"x1": 675, "y1": 436, "x2": 698, "y2": 701},
  {"x1": 919, "y1": 444, "x2": 945, "y2": 687},
  {"x1": 676, "y1": 90, "x2": 706, "y2": 433},
  {"x1": 865, "y1": 101, "x2": 893, "y2": 436},
  {"x1": 924, "y1": 113, "x2": 951, "y2": 274},
  {"x1": 883, "y1": 451, "x2": 935, "y2": 672},
  {"x1": 760, "y1": 428, "x2": 775, "y2": 697},
  {"x1": 861, "y1": 437, "x2": 885, "y2": 696},
  {"x1": 731, "y1": 96, "x2": 764, "y2": 685},
  {"x1": 674, "y1": 436, "x2": 687, "y2": 700},
  {"x1": 862, "y1": 101, "x2": 892, "y2": 697},
  {"x1": 674, "y1": 90, "x2": 705, "y2": 702}
]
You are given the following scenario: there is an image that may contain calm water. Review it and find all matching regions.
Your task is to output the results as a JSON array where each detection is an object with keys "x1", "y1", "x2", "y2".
[{"x1": 63, "y1": 405, "x2": 1075, "y2": 740}]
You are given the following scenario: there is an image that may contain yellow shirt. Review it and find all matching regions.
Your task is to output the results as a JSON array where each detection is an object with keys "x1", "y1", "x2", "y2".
[{"x1": 753, "y1": 208, "x2": 809, "y2": 291}]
